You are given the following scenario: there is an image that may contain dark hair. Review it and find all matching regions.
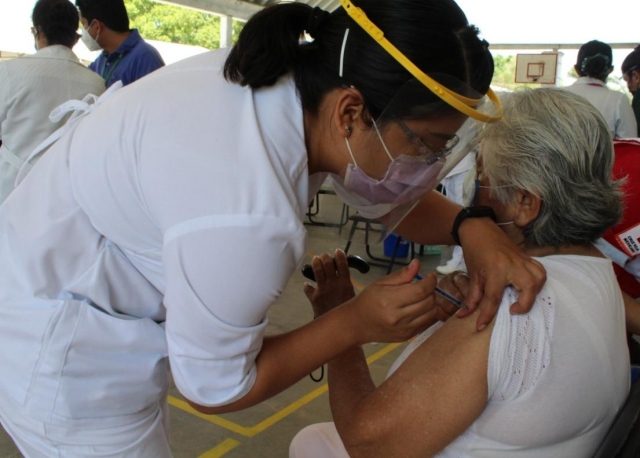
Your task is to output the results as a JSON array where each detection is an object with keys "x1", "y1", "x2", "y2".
[
  {"x1": 576, "y1": 40, "x2": 612, "y2": 79},
  {"x1": 622, "y1": 46, "x2": 640, "y2": 76},
  {"x1": 75, "y1": 0, "x2": 129, "y2": 33},
  {"x1": 31, "y1": 0, "x2": 80, "y2": 48},
  {"x1": 224, "y1": 0, "x2": 494, "y2": 119}
]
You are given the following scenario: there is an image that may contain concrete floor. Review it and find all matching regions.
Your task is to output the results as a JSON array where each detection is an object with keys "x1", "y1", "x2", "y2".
[{"x1": 0, "y1": 196, "x2": 445, "y2": 458}]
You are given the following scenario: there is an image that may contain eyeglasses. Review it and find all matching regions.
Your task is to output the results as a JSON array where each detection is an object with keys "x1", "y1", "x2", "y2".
[
  {"x1": 625, "y1": 65, "x2": 639, "y2": 78},
  {"x1": 395, "y1": 119, "x2": 459, "y2": 162}
]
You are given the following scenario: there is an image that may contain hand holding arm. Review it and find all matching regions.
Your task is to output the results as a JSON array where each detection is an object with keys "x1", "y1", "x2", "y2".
[
  {"x1": 457, "y1": 218, "x2": 546, "y2": 330},
  {"x1": 394, "y1": 191, "x2": 546, "y2": 331}
]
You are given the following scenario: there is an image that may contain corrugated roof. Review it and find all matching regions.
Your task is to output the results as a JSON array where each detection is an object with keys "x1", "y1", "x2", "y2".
[{"x1": 159, "y1": 0, "x2": 340, "y2": 21}]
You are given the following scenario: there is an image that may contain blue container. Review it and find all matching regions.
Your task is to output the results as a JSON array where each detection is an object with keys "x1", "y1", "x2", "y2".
[{"x1": 384, "y1": 233, "x2": 410, "y2": 258}]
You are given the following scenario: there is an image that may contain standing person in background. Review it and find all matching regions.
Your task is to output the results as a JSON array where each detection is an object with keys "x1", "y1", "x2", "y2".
[
  {"x1": 622, "y1": 46, "x2": 640, "y2": 136},
  {"x1": 0, "y1": 0, "x2": 104, "y2": 204},
  {"x1": 564, "y1": 40, "x2": 637, "y2": 139},
  {"x1": 76, "y1": 0, "x2": 164, "y2": 88}
]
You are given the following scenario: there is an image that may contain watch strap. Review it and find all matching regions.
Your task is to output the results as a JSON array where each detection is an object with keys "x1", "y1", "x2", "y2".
[{"x1": 451, "y1": 206, "x2": 497, "y2": 246}]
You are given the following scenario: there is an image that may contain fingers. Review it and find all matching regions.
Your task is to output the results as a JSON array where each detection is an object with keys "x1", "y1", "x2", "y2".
[
  {"x1": 303, "y1": 282, "x2": 316, "y2": 302},
  {"x1": 378, "y1": 271, "x2": 436, "y2": 308},
  {"x1": 474, "y1": 286, "x2": 503, "y2": 331},
  {"x1": 451, "y1": 271, "x2": 470, "y2": 297},
  {"x1": 377, "y1": 258, "x2": 421, "y2": 286},
  {"x1": 458, "y1": 273, "x2": 483, "y2": 318},
  {"x1": 509, "y1": 259, "x2": 546, "y2": 314},
  {"x1": 310, "y1": 255, "x2": 327, "y2": 286},
  {"x1": 334, "y1": 249, "x2": 351, "y2": 280}
]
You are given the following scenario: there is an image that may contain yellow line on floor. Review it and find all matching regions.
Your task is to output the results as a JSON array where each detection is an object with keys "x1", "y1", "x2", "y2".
[
  {"x1": 167, "y1": 397, "x2": 254, "y2": 436},
  {"x1": 169, "y1": 343, "x2": 402, "y2": 438},
  {"x1": 198, "y1": 439, "x2": 241, "y2": 457}
]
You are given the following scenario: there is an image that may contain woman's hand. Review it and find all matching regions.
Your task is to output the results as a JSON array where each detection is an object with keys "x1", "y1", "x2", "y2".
[
  {"x1": 304, "y1": 249, "x2": 440, "y2": 344},
  {"x1": 304, "y1": 249, "x2": 357, "y2": 318},
  {"x1": 458, "y1": 218, "x2": 547, "y2": 330},
  {"x1": 344, "y1": 261, "x2": 439, "y2": 344},
  {"x1": 434, "y1": 271, "x2": 470, "y2": 321}
]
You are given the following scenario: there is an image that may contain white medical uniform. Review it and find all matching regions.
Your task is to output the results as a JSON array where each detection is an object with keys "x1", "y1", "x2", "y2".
[
  {"x1": 291, "y1": 256, "x2": 629, "y2": 457},
  {"x1": 0, "y1": 49, "x2": 325, "y2": 456},
  {"x1": 563, "y1": 77, "x2": 638, "y2": 139},
  {"x1": 0, "y1": 45, "x2": 105, "y2": 203}
]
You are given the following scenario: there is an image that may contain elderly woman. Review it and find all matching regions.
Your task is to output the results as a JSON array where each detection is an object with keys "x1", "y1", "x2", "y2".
[{"x1": 290, "y1": 88, "x2": 629, "y2": 457}]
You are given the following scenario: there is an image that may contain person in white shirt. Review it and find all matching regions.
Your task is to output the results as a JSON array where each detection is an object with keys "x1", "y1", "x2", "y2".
[
  {"x1": 0, "y1": 1, "x2": 546, "y2": 455},
  {"x1": 0, "y1": 0, "x2": 105, "y2": 204},
  {"x1": 564, "y1": 40, "x2": 637, "y2": 139},
  {"x1": 291, "y1": 88, "x2": 629, "y2": 458}
]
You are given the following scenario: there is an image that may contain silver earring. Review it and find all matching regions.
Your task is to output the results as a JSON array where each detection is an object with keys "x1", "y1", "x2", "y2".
[{"x1": 345, "y1": 125, "x2": 353, "y2": 134}]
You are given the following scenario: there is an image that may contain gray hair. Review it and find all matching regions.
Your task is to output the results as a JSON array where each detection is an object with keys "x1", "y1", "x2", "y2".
[{"x1": 480, "y1": 88, "x2": 623, "y2": 248}]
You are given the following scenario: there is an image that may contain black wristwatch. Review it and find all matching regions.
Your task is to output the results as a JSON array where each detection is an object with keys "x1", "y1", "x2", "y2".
[{"x1": 451, "y1": 206, "x2": 497, "y2": 246}]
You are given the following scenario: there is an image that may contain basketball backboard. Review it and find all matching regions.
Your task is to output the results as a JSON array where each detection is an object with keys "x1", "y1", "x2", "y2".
[{"x1": 515, "y1": 53, "x2": 559, "y2": 84}]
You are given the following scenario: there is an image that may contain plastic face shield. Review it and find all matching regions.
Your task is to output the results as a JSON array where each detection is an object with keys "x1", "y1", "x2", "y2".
[
  {"x1": 333, "y1": 0, "x2": 502, "y2": 240},
  {"x1": 340, "y1": 78, "x2": 499, "y2": 239}
]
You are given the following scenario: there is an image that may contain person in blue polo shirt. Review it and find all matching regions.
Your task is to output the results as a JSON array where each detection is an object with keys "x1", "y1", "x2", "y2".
[{"x1": 76, "y1": 0, "x2": 164, "y2": 87}]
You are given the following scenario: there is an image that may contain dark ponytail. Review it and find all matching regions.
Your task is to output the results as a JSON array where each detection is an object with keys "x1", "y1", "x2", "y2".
[
  {"x1": 225, "y1": 0, "x2": 494, "y2": 118},
  {"x1": 32, "y1": 0, "x2": 80, "y2": 48},
  {"x1": 224, "y1": 3, "x2": 313, "y2": 89},
  {"x1": 581, "y1": 54, "x2": 610, "y2": 79},
  {"x1": 576, "y1": 40, "x2": 613, "y2": 79}
]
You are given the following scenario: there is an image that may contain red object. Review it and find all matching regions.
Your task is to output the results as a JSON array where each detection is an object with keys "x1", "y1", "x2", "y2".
[{"x1": 602, "y1": 140, "x2": 640, "y2": 297}]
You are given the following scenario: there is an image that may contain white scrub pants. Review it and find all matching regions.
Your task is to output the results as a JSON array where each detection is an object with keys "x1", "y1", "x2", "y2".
[
  {"x1": 0, "y1": 389, "x2": 172, "y2": 458},
  {"x1": 289, "y1": 422, "x2": 349, "y2": 458}
]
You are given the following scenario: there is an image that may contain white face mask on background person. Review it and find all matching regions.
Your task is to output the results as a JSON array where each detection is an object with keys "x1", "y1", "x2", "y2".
[{"x1": 81, "y1": 21, "x2": 101, "y2": 51}]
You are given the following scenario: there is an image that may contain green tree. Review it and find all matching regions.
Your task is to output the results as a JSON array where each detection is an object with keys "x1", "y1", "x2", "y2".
[
  {"x1": 491, "y1": 55, "x2": 517, "y2": 91},
  {"x1": 124, "y1": 0, "x2": 244, "y2": 49}
]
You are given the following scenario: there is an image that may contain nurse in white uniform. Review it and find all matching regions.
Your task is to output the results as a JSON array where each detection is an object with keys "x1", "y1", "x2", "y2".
[
  {"x1": 0, "y1": 0, "x2": 545, "y2": 455},
  {"x1": 564, "y1": 40, "x2": 637, "y2": 139}
]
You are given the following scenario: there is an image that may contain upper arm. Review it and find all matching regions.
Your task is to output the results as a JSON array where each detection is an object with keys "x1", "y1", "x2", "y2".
[{"x1": 341, "y1": 310, "x2": 494, "y2": 457}]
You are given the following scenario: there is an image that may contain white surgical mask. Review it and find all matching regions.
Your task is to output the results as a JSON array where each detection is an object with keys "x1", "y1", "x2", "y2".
[{"x1": 81, "y1": 21, "x2": 101, "y2": 51}]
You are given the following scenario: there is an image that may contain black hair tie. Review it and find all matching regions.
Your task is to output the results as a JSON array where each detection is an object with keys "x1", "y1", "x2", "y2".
[
  {"x1": 581, "y1": 53, "x2": 610, "y2": 76},
  {"x1": 307, "y1": 7, "x2": 330, "y2": 39}
]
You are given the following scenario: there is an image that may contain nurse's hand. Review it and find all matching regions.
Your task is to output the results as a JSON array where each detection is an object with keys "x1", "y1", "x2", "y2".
[
  {"x1": 344, "y1": 261, "x2": 438, "y2": 344},
  {"x1": 303, "y1": 249, "x2": 356, "y2": 319},
  {"x1": 305, "y1": 250, "x2": 438, "y2": 343},
  {"x1": 458, "y1": 218, "x2": 547, "y2": 331}
]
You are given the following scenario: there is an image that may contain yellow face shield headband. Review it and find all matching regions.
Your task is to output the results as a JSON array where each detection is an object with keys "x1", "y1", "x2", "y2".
[{"x1": 339, "y1": 0, "x2": 503, "y2": 123}]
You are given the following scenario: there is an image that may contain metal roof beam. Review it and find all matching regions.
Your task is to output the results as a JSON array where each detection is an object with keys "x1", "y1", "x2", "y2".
[
  {"x1": 156, "y1": 0, "x2": 263, "y2": 21},
  {"x1": 490, "y1": 43, "x2": 638, "y2": 50}
]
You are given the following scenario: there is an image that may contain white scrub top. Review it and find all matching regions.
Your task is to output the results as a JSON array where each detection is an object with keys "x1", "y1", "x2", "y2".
[
  {"x1": 0, "y1": 48, "x2": 325, "y2": 426},
  {"x1": 563, "y1": 77, "x2": 638, "y2": 139},
  {"x1": 0, "y1": 45, "x2": 105, "y2": 203}
]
